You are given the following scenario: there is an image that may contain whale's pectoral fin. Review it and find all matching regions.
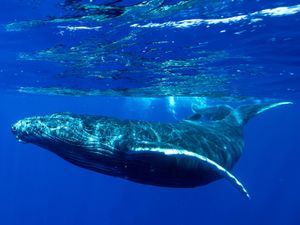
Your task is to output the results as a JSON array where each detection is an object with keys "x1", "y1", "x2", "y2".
[
  {"x1": 187, "y1": 151, "x2": 251, "y2": 199},
  {"x1": 129, "y1": 144, "x2": 250, "y2": 199}
]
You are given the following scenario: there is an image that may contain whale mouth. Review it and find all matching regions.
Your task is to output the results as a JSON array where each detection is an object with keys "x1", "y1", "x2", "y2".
[
  {"x1": 11, "y1": 122, "x2": 20, "y2": 137},
  {"x1": 15, "y1": 135, "x2": 26, "y2": 143},
  {"x1": 11, "y1": 123, "x2": 18, "y2": 135}
]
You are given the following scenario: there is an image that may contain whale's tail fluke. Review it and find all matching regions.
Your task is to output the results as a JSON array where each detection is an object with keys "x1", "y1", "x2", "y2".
[
  {"x1": 190, "y1": 101, "x2": 292, "y2": 126},
  {"x1": 234, "y1": 101, "x2": 293, "y2": 125}
]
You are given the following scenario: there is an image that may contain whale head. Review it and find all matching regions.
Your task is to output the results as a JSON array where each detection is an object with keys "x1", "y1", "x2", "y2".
[
  {"x1": 12, "y1": 116, "x2": 46, "y2": 143},
  {"x1": 11, "y1": 113, "x2": 82, "y2": 146}
]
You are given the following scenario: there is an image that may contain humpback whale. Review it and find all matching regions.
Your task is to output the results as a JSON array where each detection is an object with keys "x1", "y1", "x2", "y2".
[{"x1": 11, "y1": 101, "x2": 291, "y2": 198}]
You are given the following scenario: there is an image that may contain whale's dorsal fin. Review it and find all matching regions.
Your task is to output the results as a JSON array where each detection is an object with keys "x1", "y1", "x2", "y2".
[
  {"x1": 129, "y1": 144, "x2": 250, "y2": 199},
  {"x1": 186, "y1": 105, "x2": 233, "y2": 122},
  {"x1": 187, "y1": 114, "x2": 202, "y2": 121}
]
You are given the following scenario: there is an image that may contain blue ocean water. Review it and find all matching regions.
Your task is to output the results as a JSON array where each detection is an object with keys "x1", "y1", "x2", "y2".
[{"x1": 0, "y1": 0, "x2": 300, "y2": 225}]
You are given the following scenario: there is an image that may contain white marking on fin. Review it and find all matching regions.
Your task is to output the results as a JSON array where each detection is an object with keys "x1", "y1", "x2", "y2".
[
  {"x1": 133, "y1": 147, "x2": 250, "y2": 199},
  {"x1": 257, "y1": 101, "x2": 293, "y2": 114}
]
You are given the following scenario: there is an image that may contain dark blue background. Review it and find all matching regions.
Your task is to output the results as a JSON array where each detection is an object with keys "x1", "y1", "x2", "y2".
[
  {"x1": 0, "y1": 94, "x2": 299, "y2": 225},
  {"x1": 1, "y1": 0, "x2": 300, "y2": 224}
]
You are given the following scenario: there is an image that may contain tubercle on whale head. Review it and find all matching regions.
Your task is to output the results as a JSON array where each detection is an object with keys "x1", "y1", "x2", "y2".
[
  {"x1": 11, "y1": 113, "x2": 78, "y2": 144},
  {"x1": 11, "y1": 120, "x2": 25, "y2": 143},
  {"x1": 11, "y1": 117, "x2": 48, "y2": 143},
  {"x1": 11, "y1": 113, "x2": 91, "y2": 147}
]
